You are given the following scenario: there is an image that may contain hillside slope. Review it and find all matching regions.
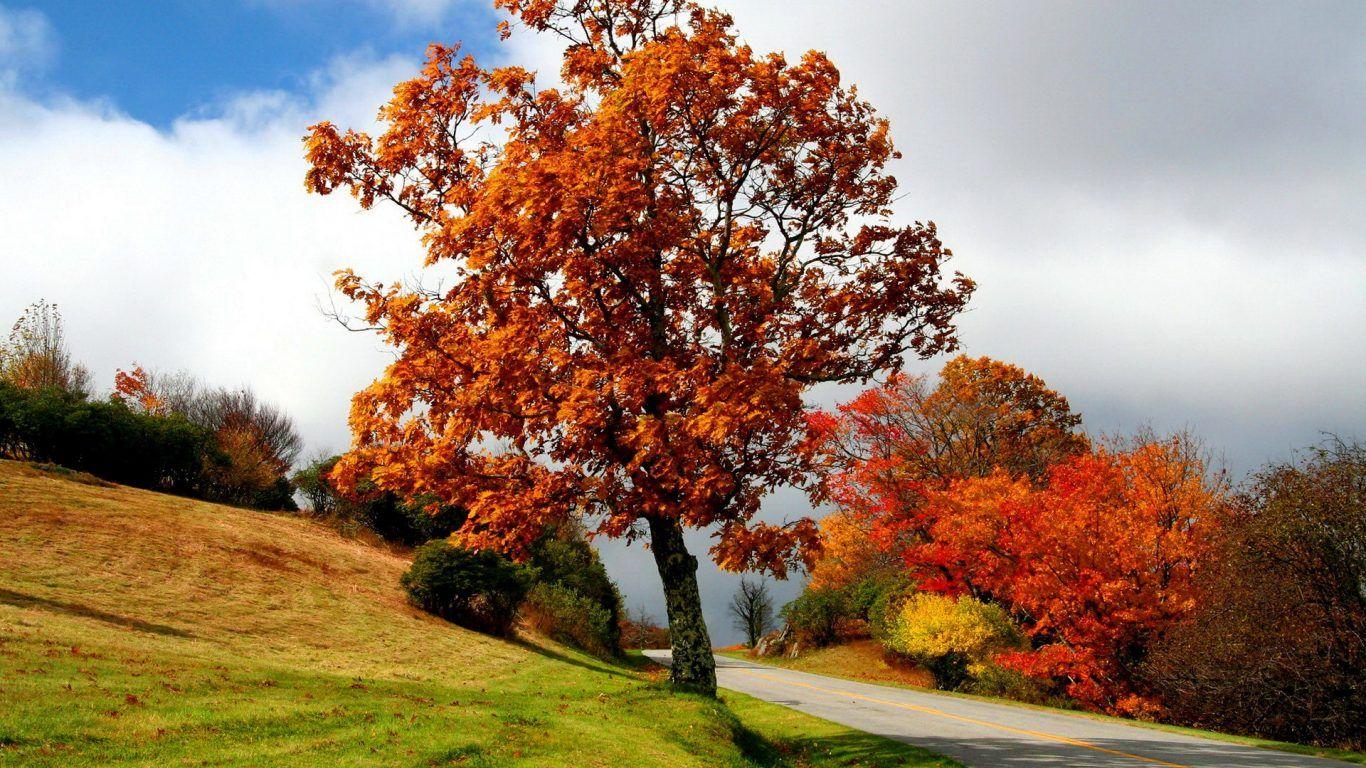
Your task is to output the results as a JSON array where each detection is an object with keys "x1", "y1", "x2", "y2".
[{"x1": 0, "y1": 460, "x2": 955, "y2": 768}]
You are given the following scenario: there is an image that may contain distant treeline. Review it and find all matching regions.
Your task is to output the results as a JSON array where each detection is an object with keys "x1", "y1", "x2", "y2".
[{"x1": 0, "y1": 300, "x2": 299, "y2": 510}]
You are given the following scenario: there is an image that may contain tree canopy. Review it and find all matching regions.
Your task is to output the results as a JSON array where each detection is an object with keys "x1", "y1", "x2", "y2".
[{"x1": 304, "y1": 0, "x2": 972, "y2": 693}]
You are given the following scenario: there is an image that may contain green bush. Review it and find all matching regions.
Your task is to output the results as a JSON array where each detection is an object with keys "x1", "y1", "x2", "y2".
[
  {"x1": 781, "y1": 587, "x2": 848, "y2": 647},
  {"x1": 401, "y1": 540, "x2": 532, "y2": 636},
  {"x1": 967, "y1": 663, "x2": 1049, "y2": 704},
  {"x1": 292, "y1": 455, "x2": 467, "y2": 546},
  {"x1": 527, "y1": 525, "x2": 622, "y2": 653},
  {"x1": 884, "y1": 593, "x2": 1025, "y2": 690},
  {"x1": 0, "y1": 382, "x2": 211, "y2": 494},
  {"x1": 522, "y1": 582, "x2": 616, "y2": 657}
]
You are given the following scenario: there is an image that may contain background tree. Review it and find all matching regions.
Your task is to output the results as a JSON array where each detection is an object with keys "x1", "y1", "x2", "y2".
[
  {"x1": 112, "y1": 366, "x2": 303, "y2": 510},
  {"x1": 292, "y1": 453, "x2": 468, "y2": 545},
  {"x1": 620, "y1": 603, "x2": 670, "y2": 650},
  {"x1": 0, "y1": 300, "x2": 92, "y2": 398},
  {"x1": 728, "y1": 578, "x2": 774, "y2": 648},
  {"x1": 821, "y1": 356, "x2": 1086, "y2": 488},
  {"x1": 304, "y1": 0, "x2": 972, "y2": 693},
  {"x1": 112, "y1": 365, "x2": 169, "y2": 415},
  {"x1": 806, "y1": 508, "x2": 898, "y2": 591},
  {"x1": 815, "y1": 356, "x2": 1086, "y2": 592},
  {"x1": 1146, "y1": 439, "x2": 1365, "y2": 748}
]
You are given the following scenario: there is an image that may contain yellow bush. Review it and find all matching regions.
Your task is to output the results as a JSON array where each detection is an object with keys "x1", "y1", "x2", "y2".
[{"x1": 885, "y1": 593, "x2": 1024, "y2": 689}]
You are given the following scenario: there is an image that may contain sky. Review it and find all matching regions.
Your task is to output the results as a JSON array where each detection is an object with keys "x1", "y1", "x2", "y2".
[{"x1": 2, "y1": 0, "x2": 1363, "y2": 645}]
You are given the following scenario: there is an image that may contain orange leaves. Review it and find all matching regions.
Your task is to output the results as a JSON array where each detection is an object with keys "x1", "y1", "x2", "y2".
[
  {"x1": 112, "y1": 365, "x2": 165, "y2": 416},
  {"x1": 813, "y1": 357, "x2": 1225, "y2": 712},
  {"x1": 303, "y1": 0, "x2": 971, "y2": 580},
  {"x1": 710, "y1": 518, "x2": 821, "y2": 579}
]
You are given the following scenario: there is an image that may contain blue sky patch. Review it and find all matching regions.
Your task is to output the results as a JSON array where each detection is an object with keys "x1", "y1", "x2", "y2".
[{"x1": 13, "y1": 0, "x2": 503, "y2": 126}]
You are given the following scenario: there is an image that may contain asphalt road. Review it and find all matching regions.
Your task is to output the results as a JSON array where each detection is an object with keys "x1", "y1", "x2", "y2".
[{"x1": 642, "y1": 651, "x2": 1355, "y2": 768}]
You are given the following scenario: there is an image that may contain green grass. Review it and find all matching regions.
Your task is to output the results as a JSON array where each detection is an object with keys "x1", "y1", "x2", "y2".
[
  {"x1": 718, "y1": 647, "x2": 1366, "y2": 765},
  {"x1": 0, "y1": 460, "x2": 955, "y2": 767}
]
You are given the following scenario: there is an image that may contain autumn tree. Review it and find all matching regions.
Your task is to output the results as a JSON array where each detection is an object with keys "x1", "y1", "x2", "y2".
[
  {"x1": 112, "y1": 365, "x2": 169, "y2": 415},
  {"x1": 815, "y1": 356, "x2": 1085, "y2": 585},
  {"x1": 905, "y1": 433, "x2": 1224, "y2": 713},
  {"x1": 303, "y1": 0, "x2": 973, "y2": 693},
  {"x1": 806, "y1": 508, "x2": 898, "y2": 591},
  {"x1": 728, "y1": 578, "x2": 775, "y2": 648},
  {"x1": 0, "y1": 300, "x2": 92, "y2": 398},
  {"x1": 111, "y1": 365, "x2": 303, "y2": 509}
]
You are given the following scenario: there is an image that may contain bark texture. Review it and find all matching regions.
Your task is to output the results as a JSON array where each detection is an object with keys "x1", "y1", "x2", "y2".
[{"x1": 648, "y1": 516, "x2": 717, "y2": 696}]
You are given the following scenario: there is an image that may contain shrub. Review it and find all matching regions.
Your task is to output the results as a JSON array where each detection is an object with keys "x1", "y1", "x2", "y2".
[
  {"x1": 868, "y1": 580, "x2": 911, "y2": 643},
  {"x1": 781, "y1": 573, "x2": 910, "y2": 649},
  {"x1": 967, "y1": 663, "x2": 1050, "y2": 704},
  {"x1": 292, "y1": 455, "x2": 467, "y2": 546},
  {"x1": 781, "y1": 587, "x2": 847, "y2": 647},
  {"x1": 522, "y1": 582, "x2": 616, "y2": 657},
  {"x1": 401, "y1": 541, "x2": 531, "y2": 636},
  {"x1": 526, "y1": 524, "x2": 622, "y2": 653},
  {"x1": 0, "y1": 382, "x2": 211, "y2": 493},
  {"x1": 885, "y1": 593, "x2": 1024, "y2": 690}
]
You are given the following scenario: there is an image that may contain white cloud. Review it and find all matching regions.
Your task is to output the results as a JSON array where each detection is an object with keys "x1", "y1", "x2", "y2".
[{"x1": 0, "y1": 45, "x2": 429, "y2": 460}]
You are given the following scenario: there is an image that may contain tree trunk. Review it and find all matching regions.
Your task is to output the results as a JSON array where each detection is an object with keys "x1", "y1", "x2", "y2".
[{"x1": 647, "y1": 515, "x2": 717, "y2": 696}]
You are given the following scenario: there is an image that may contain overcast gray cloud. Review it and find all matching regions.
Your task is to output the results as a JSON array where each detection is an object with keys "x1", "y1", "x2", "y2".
[{"x1": 2, "y1": 1, "x2": 1363, "y2": 644}]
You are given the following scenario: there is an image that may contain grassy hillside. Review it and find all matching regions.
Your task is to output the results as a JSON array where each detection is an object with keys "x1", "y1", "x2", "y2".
[{"x1": 0, "y1": 460, "x2": 957, "y2": 768}]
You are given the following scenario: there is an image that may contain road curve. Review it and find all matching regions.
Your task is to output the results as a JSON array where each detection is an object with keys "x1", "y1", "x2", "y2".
[{"x1": 642, "y1": 651, "x2": 1354, "y2": 768}]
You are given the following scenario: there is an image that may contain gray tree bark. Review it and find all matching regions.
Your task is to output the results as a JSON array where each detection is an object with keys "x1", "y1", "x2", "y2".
[{"x1": 647, "y1": 515, "x2": 717, "y2": 696}]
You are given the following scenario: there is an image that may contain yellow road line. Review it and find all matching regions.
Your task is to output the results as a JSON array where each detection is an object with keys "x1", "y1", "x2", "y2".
[{"x1": 733, "y1": 668, "x2": 1190, "y2": 768}]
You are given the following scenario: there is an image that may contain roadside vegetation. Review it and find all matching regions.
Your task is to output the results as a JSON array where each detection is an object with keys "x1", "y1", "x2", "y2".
[{"x1": 751, "y1": 355, "x2": 1364, "y2": 752}]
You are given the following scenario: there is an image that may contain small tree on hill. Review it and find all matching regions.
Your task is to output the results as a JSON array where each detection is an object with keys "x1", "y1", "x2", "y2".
[
  {"x1": 729, "y1": 578, "x2": 774, "y2": 648},
  {"x1": 1, "y1": 300, "x2": 92, "y2": 398},
  {"x1": 304, "y1": 0, "x2": 973, "y2": 694}
]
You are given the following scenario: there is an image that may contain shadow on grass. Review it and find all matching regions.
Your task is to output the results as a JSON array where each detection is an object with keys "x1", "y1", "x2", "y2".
[
  {"x1": 0, "y1": 587, "x2": 196, "y2": 639},
  {"x1": 508, "y1": 637, "x2": 635, "y2": 680}
]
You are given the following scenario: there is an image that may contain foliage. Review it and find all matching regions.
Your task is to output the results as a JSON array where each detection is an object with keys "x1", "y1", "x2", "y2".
[
  {"x1": 966, "y1": 663, "x2": 1050, "y2": 704},
  {"x1": 112, "y1": 366, "x2": 303, "y2": 510},
  {"x1": 292, "y1": 454, "x2": 468, "y2": 546},
  {"x1": 1145, "y1": 439, "x2": 1365, "y2": 749},
  {"x1": 816, "y1": 357, "x2": 1224, "y2": 713},
  {"x1": 781, "y1": 570, "x2": 909, "y2": 649},
  {"x1": 0, "y1": 381, "x2": 211, "y2": 493},
  {"x1": 728, "y1": 578, "x2": 775, "y2": 647},
  {"x1": 0, "y1": 300, "x2": 92, "y2": 398},
  {"x1": 111, "y1": 364, "x2": 168, "y2": 415},
  {"x1": 852, "y1": 573, "x2": 912, "y2": 642},
  {"x1": 981, "y1": 435, "x2": 1221, "y2": 714},
  {"x1": 818, "y1": 356, "x2": 1086, "y2": 493},
  {"x1": 781, "y1": 586, "x2": 850, "y2": 647},
  {"x1": 807, "y1": 509, "x2": 898, "y2": 591},
  {"x1": 522, "y1": 582, "x2": 617, "y2": 657},
  {"x1": 884, "y1": 593, "x2": 1023, "y2": 690},
  {"x1": 400, "y1": 540, "x2": 532, "y2": 635},
  {"x1": 304, "y1": 0, "x2": 973, "y2": 692},
  {"x1": 526, "y1": 523, "x2": 622, "y2": 651}
]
